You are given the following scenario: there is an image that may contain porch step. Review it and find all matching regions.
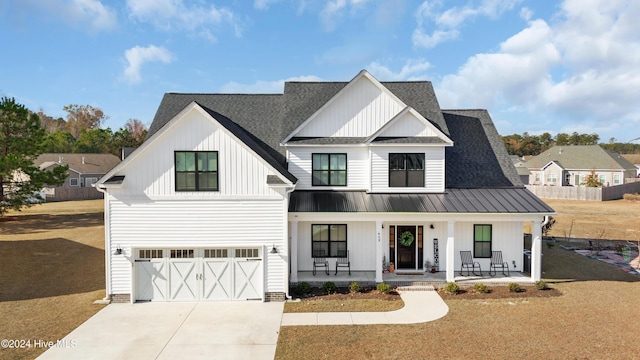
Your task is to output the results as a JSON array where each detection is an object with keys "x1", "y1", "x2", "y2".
[{"x1": 396, "y1": 285, "x2": 435, "y2": 292}]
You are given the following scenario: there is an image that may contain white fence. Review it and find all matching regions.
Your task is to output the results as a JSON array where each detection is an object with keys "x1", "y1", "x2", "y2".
[{"x1": 526, "y1": 180, "x2": 640, "y2": 201}]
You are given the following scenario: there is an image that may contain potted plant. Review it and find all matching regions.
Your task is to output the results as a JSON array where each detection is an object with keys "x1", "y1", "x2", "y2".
[
  {"x1": 389, "y1": 262, "x2": 394, "y2": 273},
  {"x1": 431, "y1": 264, "x2": 437, "y2": 273}
]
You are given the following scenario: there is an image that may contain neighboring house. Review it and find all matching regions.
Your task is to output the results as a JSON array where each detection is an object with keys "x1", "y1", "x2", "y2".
[
  {"x1": 36, "y1": 153, "x2": 121, "y2": 200},
  {"x1": 526, "y1": 145, "x2": 637, "y2": 187},
  {"x1": 96, "y1": 70, "x2": 553, "y2": 303},
  {"x1": 37, "y1": 153, "x2": 121, "y2": 188},
  {"x1": 511, "y1": 155, "x2": 531, "y2": 185}
]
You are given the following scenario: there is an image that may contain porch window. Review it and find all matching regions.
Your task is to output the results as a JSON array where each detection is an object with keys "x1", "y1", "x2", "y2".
[
  {"x1": 312, "y1": 224, "x2": 347, "y2": 257},
  {"x1": 474, "y1": 224, "x2": 492, "y2": 258},
  {"x1": 175, "y1": 151, "x2": 218, "y2": 191},
  {"x1": 312, "y1": 154, "x2": 347, "y2": 186},
  {"x1": 389, "y1": 153, "x2": 425, "y2": 187}
]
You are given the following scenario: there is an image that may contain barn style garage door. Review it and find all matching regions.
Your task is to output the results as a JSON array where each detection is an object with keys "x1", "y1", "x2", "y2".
[{"x1": 134, "y1": 248, "x2": 263, "y2": 302}]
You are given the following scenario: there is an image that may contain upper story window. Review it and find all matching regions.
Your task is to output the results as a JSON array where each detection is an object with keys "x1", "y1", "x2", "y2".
[
  {"x1": 175, "y1": 151, "x2": 218, "y2": 191},
  {"x1": 389, "y1": 153, "x2": 425, "y2": 187},
  {"x1": 312, "y1": 153, "x2": 347, "y2": 186}
]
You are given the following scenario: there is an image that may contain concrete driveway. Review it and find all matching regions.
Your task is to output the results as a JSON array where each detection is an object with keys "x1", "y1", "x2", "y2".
[{"x1": 37, "y1": 301, "x2": 284, "y2": 360}]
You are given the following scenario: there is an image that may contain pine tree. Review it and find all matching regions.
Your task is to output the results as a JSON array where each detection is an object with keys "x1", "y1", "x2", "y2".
[{"x1": 0, "y1": 97, "x2": 67, "y2": 215}]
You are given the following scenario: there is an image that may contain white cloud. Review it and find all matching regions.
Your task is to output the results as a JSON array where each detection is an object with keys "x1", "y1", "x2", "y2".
[
  {"x1": 13, "y1": 0, "x2": 117, "y2": 31},
  {"x1": 320, "y1": 0, "x2": 371, "y2": 31},
  {"x1": 368, "y1": 59, "x2": 432, "y2": 81},
  {"x1": 126, "y1": 0, "x2": 242, "y2": 40},
  {"x1": 254, "y1": 0, "x2": 283, "y2": 10},
  {"x1": 123, "y1": 45, "x2": 175, "y2": 84},
  {"x1": 413, "y1": 0, "x2": 522, "y2": 48},
  {"x1": 434, "y1": 0, "x2": 640, "y2": 137},
  {"x1": 220, "y1": 75, "x2": 324, "y2": 93}
]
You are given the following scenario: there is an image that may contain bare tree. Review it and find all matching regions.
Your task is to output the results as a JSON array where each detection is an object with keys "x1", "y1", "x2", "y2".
[
  {"x1": 63, "y1": 104, "x2": 108, "y2": 138},
  {"x1": 125, "y1": 118, "x2": 148, "y2": 143}
]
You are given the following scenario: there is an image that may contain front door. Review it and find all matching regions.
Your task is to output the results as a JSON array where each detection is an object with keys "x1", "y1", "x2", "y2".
[{"x1": 396, "y1": 226, "x2": 416, "y2": 269}]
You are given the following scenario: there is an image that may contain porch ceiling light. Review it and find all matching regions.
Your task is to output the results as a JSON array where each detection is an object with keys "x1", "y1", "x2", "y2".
[
  {"x1": 115, "y1": 245, "x2": 123, "y2": 255},
  {"x1": 430, "y1": 224, "x2": 434, "y2": 229},
  {"x1": 270, "y1": 245, "x2": 278, "y2": 254}
]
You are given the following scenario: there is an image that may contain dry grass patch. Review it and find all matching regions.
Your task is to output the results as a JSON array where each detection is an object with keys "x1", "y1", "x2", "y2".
[
  {"x1": 528, "y1": 198, "x2": 640, "y2": 241},
  {"x1": 285, "y1": 288, "x2": 403, "y2": 313},
  {"x1": 0, "y1": 200, "x2": 106, "y2": 360}
]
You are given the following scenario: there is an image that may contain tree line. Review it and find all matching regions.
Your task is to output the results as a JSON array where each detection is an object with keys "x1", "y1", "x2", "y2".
[
  {"x1": 501, "y1": 132, "x2": 640, "y2": 157},
  {"x1": 38, "y1": 104, "x2": 148, "y2": 156}
]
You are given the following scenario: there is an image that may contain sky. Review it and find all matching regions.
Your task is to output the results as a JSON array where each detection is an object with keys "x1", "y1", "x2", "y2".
[{"x1": 1, "y1": 0, "x2": 639, "y2": 143}]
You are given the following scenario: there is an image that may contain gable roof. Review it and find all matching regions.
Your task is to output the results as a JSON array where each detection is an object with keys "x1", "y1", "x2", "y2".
[
  {"x1": 525, "y1": 145, "x2": 637, "y2": 171},
  {"x1": 35, "y1": 153, "x2": 120, "y2": 174},
  {"x1": 145, "y1": 73, "x2": 522, "y2": 189}
]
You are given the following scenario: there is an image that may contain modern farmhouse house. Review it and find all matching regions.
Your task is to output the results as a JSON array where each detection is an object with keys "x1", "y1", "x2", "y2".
[{"x1": 96, "y1": 70, "x2": 554, "y2": 303}]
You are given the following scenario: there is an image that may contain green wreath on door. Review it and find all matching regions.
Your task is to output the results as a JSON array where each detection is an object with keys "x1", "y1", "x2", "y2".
[{"x1": 399, "y1": 231, "x2": 414, "y2": 247}]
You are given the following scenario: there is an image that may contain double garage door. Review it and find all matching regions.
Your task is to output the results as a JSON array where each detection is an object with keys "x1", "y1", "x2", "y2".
[{"x1": 134, "y1": 248, "x2": 263, "y2": 302}]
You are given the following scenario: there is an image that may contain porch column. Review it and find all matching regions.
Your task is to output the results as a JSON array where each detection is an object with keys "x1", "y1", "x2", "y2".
[
  {"x1": 446, "y1": 220, "x2": 455, "y2": 282},
  {"x1": 375, "y1": 220, "x2": 383, "y2": 283},
  {"x1": 531, "y1": 219, "x2": 542, "y2": 281},
  {"x1": 290, "y1": 220, "x2": 298, "y2": 283}
]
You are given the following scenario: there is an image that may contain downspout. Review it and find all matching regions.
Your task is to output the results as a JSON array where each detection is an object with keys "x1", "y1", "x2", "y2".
[
  {"x1": 95, "y1": 184, "x2": 111, "y2": 302},
  {"x1": 284, "y1": 185, "x2": 296, "y2": 301}
]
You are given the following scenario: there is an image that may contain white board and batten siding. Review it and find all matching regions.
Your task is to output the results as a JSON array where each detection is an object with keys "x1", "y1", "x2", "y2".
[
  {"x1": 288, "y1": 147, "x2": 369, "y2": 190},
  {"x1": 112, "y1": 108, "x2": 283, "y2": 198},
  {"x1": 296, "y1": 221, "x2": 377, "y2": 271},
  {"x1": 449, "y1": 221, "x2": 524, "y2": 271},
  {"x1": 105, "y1": 107, "x2": 289, "y2": 298},
  {"x1": 370, "y1": 147, "x2": 445, "y2": 193},
  {"x1": 296, "y1": 77, "x2": 405, "y2": 138}
]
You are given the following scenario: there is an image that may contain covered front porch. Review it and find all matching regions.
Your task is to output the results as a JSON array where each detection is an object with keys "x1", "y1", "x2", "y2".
[{"x1": 293, "y1": 270, "x2": 534, "y2": 287}]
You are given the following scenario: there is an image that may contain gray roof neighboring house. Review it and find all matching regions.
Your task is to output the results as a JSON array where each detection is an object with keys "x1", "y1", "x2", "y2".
[
  {"x1": 36, "y1": 153, "x2": 120, "y2": 175},
  {"x1": 525, "y1": 145, "x2": 637, "y2": 171}
]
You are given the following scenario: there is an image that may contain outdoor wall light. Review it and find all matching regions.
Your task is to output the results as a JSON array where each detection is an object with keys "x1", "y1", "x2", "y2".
[
  {"x1": 115, "y1": 245, "x2": 123, "y2": 255},
  {"x1": 512, "y1": 260, "x2": 516, "y2": 268},
  {"x1": 270, "y1": 245, "x2": 278, "y2": 254},
  {"x1": 430, "y1": 224, "x2": 435, "y2": 229}
]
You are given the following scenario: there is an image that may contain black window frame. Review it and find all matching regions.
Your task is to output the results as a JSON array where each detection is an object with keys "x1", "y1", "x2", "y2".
[
  {"x1": 312, "y1": 153, "x2": 347, "y2": 186},
  {"x1": 473, "y1": 224, "x2": 492, "y2": 258},
  {"x1": 311, "y1": 224, "x2": 347, "y2": 258},
  {"x1": 389, "y1": 153, "x2": 425, "y2": 187},
  {"x1": 174, "y1": 151, "x2": 219, "y2": 192}
]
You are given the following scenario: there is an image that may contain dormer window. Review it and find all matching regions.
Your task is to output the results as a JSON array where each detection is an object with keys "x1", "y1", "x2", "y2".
[
  {"x1": 389, "y1": 153, "x2": 425, "y2": 187},
  {"x1": 312, "y1": 153, "x2": 347, "y2": 186}
]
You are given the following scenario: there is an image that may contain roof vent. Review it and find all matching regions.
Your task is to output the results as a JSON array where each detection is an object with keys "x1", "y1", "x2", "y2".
[
  {"x1": 559, "y1": 148, "x2": 563, "y2": 154},
  {"x1": 82, "y1": 156, "x2": 85, "y2": 164},
  {"x1": 58, "y1": 156, "x2": 62, "y2": 164}
]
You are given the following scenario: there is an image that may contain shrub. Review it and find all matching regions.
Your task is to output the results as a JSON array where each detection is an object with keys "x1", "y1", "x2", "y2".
[
  {"x1": 295, "y1": 282, "x2": 311, "y2": 295},
  {"x1": 322, "y1": 281, "x2": 337, "y2": 295},
  {"x1": 349, "y1": 281, "x2": 361, "y2": 293},
  {"x1": 535, "y1": 280, "x2": 548, "y2": 290},
  {"x1": 623, "y1": 193, "x2": 640, "y2": 201},
  {"x1": 376, "y1": 283, "x2": 391, "y2": 294},
  {"x1": 507, "y1": 282, "x2": 522, "y2": 292},
  {"x1": 473, "y1": 283, "x2": 489, "y2": 293},
  {"x1": 444, "y1": 282, "x2": 459, "y2": 294}
]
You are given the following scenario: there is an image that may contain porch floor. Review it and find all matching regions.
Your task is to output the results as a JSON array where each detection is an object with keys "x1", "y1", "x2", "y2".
[{"x1": 293, "y1": 270, "x2": 533, "y2": 287}]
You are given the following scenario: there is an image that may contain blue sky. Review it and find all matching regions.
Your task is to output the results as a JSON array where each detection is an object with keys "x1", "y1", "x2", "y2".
[{"x1": 1, "y1": 0, "x2": 639, "y2": 143}]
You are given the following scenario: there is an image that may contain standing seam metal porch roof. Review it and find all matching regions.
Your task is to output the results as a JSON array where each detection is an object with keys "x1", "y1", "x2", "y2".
[{"x1": 289, "y1": 189, "x2": 554, "y2": 213}]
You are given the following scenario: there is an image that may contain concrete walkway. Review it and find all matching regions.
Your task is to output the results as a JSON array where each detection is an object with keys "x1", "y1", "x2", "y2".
[{"x1": 281, "y1": 291, "x2": 449, "y2": 326}]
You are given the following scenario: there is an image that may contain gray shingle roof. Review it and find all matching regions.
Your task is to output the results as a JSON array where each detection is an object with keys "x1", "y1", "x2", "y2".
[
  {"x1": 442, "y1": 110, "x2": 522, "y2": 188},
  {"x1": 525, "y1": 145, "x2": 637, "y2": 170},
  {"x1": 289, "y1": 189, "x2": 554, "y2": 213},
  {"x1": 146, "y1": 80, "x2": 524, "y2": 189},
  {"x1": 36, "y1": 153, "x2": 121, "y2": 174}
]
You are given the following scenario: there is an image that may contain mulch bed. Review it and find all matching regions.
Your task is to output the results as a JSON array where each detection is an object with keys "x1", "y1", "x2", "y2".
[
  {"x1": 292, "y1": 287, "x2": 400, "y2": 301},
  {"x1": 438, "y1": 285, "x2": 562, "y2": 300}
]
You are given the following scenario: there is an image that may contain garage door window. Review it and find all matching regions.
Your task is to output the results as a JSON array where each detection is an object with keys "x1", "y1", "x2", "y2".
[
  {"x1": 204, "y1": 249, "x2": 228, "y2": 258},
  {"x1": 139, "y1": 249, "x2": 163, "y2": 258},
  {"x1": 171, "y1": 249, "x2": 194, "y2": 258},
  {"x1": 235, "y1": 248, "x2": 259, "y2": 258}
]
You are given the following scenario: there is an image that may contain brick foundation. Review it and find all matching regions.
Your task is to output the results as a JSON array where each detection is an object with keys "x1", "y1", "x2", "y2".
[
  {"x1": 264, "y1": 292, "x2": 286, "y2": 302},
  {"x1": 110, "y1": 294, "x2": 131, "y2": 303}
]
